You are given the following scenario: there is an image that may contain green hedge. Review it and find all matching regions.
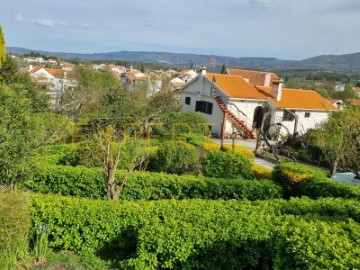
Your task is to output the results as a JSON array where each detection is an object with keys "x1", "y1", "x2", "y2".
[
  {"x1": 0, "y1": 191, "x2": 31, "y2": 269},
  {"x1": 23, "y1": 165, "x2": 282, "y2": 201},
  {"x1": 202, "y1": 151, "x2": 255, "y2": 179},
  {"x1": 298, "y1": 175, "x2": 360, "y2": 200},
  {"x1": 273, "y1": 162, "x2": 360, "y2": 199},
  {"x1": 31, "y1": 195, "x2": 360, "y2": 269}
]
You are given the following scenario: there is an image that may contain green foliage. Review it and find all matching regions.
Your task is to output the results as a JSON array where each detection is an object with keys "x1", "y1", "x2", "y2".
[
  {"x1": 24, "y1": 165, "x2": 104, "y2": 198},
  {"x1": 298, "y1": 175, "x2": 360, "y2": 200},
  {"x1": 253, "y1": 163, "x2": 272, "y2": 180},
  {"x1": 272, "y1": 162, "x2": 327, "y2": 197},
  {"x1": 34, "y1": 112, "x2": 72, "y2": 146},
  {"x1": 23, "y1": 164, "x2": 281, "y2": 200},
  {"x1": 0, "y1": 85, "x2": 40, "y2": 186},
  {"x1": 154, "y1": 111, "x2": 209, "y2": 137},
  {"x1": 150, "y1": 140, "x2": 199, "y2": 174},
  {"x1": 0, "y1": 26, "x2": 5, "y2": 69},
  {"x1": 222, "y1": 143, "x2": 255, "y2": 160},
  {"x1": 202, "y1": 151, "x2": 254, "y2": 179},
  {"x1": 31, "y1": 195, "x2": 360, "y2": 269},
  {"x1": 0, "y1": 191, "x2": 31, "y2": 269},
  {"x1": 306, "y1": 105, "x2": 360, "y2": 176},
  {"x1": 0, "y1": 56, "x2": 49, "y2": 112}
]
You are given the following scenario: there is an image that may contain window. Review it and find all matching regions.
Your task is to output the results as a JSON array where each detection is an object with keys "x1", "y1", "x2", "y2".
[
  {"x1": 305, "y1": 112, "x2": 311, "y2": 118},
  {"x1": 283, "y1": 110, "x2": 295, "y2": 121},
  {"x1": 195, "y1": 101, "x2": 213, "y2": 115},
  {"x1": 185, "y1": 96, "x2": 191, "y2": 105}
]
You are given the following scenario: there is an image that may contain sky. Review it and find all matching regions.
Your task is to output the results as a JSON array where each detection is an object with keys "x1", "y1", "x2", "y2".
[{"x1": 1, "y1": 0, "x2": 360, "y2": 60}]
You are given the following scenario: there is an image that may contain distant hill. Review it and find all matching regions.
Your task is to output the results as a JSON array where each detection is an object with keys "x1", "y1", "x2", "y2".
[{"x1": 7, "y1": 47, "x2": 360, "y2": 71}]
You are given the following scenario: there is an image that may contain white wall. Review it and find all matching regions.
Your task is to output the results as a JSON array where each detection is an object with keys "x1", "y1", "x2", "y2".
[
  {"x1": 226, "y1": 99, "x2": 264, "y2": 134},
  {"x1": 182, "y1": 76, "x2": 224, "y2": 135},
  {"x1": 274, "y1": 109, "x2": 330, "y2": 136}
]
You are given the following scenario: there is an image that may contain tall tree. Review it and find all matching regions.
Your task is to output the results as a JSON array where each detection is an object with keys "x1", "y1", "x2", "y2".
[
  {"x1": 0, "y1": 85, "x2": 39, "y2": 186},
  {"x1": 314, "y1": 105, "x2": 360, "y2": 177},
  {"x1": 0, "y1": 26, "x2": 5, "y2": 69}
]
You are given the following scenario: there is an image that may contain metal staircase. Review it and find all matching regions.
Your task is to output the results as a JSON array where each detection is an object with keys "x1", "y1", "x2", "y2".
[{"x1": 214, "y1": 96, "x2": 255, "y2": 139}]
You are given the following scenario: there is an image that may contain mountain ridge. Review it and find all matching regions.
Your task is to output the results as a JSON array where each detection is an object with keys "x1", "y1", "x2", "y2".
[{"x1": 7, "y1": 47, "x2": 360, "y2": 71}]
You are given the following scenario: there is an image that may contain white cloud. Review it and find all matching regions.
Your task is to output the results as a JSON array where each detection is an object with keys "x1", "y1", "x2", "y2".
[
  {"x1": 249, "y1": 0, "x2": 272, "y2": 9},
  {"x1": 15, "y1": 14, "x2": 67, "y2": 28},
  {"x1": 79, "y1": 23, "x2": 90, "y2": 29}
]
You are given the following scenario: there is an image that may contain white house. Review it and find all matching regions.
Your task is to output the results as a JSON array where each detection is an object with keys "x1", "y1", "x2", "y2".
[
  {"x1": 178, "y1": 69, "x2": 198, "y2": 83},
  {"x1": 29, "y1": 66, "x2": 77, "y2": 106},
  {"x1": 181, "y1": 67, "x2": 336, "y2": 138}
]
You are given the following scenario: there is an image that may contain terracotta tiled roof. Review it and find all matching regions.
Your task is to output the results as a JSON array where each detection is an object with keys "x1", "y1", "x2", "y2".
[
  {"x1": 178, "y1": 69, "x2": 190, "y2": 76},
  {"x1": 29, "y1": 66, "x2": 43, "y2": 74},
  {"x1": 256, "y1": 86, "x2": 336, "y2": 111},
  {"x1": 46, "y1": 68, "x2": 64, "y2": 78},
  {"x1": 226, "y1": 68, "x2": 278, "y2": 86},
  {"x1": 205, "y1": 73, "x2": 267, "y2": 100}
]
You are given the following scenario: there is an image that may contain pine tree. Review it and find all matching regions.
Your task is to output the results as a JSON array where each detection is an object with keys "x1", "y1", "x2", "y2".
[
  {"x1": 0, "y1": 26, "x2": 6, "y2": 69},
  {"x1": 221, "y1": 64, "x2": 226, "y2": 74}
]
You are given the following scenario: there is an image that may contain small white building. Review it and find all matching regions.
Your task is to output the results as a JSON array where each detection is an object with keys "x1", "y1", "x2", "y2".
[
  {"x1": 29, "y1": 66, "x2": 77, "y2": 106},
  {"x1": 181, "y1": 68, "x2": 336, "y2": 138}
]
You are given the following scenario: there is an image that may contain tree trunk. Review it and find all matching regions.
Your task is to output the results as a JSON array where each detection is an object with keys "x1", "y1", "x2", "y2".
[
  {"x1": 330, "y1": 156, "x2": 339, "y2": 177},
  {"x1": 107, "y1": 160, "x2": 118, "y2": 201}
]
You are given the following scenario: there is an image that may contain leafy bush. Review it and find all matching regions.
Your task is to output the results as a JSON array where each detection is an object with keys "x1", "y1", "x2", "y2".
[
  {"x1": 153, "y1": 111, "x2": 209, "y2": 137},
  {"x1": 272, "y1": 162, "x2": 327, "y2": 197},
  {"x1": 222, "y1": 144, "x2": 255, "y2": 160},
  {"x1": 253, "y1": 163, "x2": 272, "y2": 180},
  {"x1": 202, "y1": 142, "x2": 220, "y2": 152},
  {"x1": 23, "y1": 165, "x2": 282, "y2": 201},
  {"x1": 24, "y1": 165, "x2": 105, "y2": 198},
  {"x1": 33, "y1": 144, "x2": 74, "y2": 165},
  {"x1": 31, "y1": 195, "x2": 360, "y2": 269},
  {"x1": 202, "y1": 151, "x2": 254, "y2": 179},
  {"x1": 58, "y1": 140, "x2": 143, "y2": 170},
  {"x1": 298, "y1": 175, "x2": 360, "y2": 200},
  {"x1": 150, "y1": 141, "x2": 199, "y2": 174},
  {"x1": 0, "y1": 191, "x2": 31, "y2": 269}
]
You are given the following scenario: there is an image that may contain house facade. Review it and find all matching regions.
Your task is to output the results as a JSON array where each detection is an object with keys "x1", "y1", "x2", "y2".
[{"x1": 181, "y1": 68, "x2": 336, "y2": 138}]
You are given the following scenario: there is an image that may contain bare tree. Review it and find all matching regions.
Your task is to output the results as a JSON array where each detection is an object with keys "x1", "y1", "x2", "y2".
[{"x1": 91, "y1": 124, "x2": 150, "y2": 200}]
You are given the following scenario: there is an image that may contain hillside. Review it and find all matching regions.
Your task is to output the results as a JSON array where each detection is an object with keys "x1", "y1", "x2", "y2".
[{"x1": 7, "y1": 47, "x2": 360, "y2": 71}]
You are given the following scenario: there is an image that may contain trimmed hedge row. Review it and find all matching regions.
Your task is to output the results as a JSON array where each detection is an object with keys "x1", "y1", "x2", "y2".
[
  {"x1": 31, "y1": 195, "x2": 360, "y2": 269},
  {"x1": 23, "y1": 165, "x2": 282, "y2": 201},
  {"x1": 0, "y1": 191, "x2": 31, "y2": 269},
  {"x1": 273, "y1": 162, "x2": 360, "y2": 199},
  {"x1": 298, "y1": 175, "x2": 360, "y2": 200}
]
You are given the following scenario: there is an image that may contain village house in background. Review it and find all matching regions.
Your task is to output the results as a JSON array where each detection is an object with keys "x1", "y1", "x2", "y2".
[{"x1": 181, "y1": 67, "x2": 336, "y2": 138}]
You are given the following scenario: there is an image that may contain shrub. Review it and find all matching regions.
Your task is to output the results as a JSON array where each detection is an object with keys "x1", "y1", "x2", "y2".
[
  {"x1": 272, "y1": 162, "x2": 327, "y2": 197},
  {"x1": 58, "y1": 141, "x2": 141, "y2": 170},
  {"x1": 150, "y1": 141, "x2": 199, "y2": 174},
  {"x1": 0, "y1": 190, "x2": 31, "y2": 269},
  {"x1": 253, "y1": 163, "x2": 272, "y2": 180},
  {"x1": 23, "y1": 165, "x2": 105, "y2": 199},
  {"x1": 202, "y1": 142, "x2": 220, "y2": 153},
  {"x1": 153, "y1": 111, "x2": 209, "y2": 137},
  {"x1": 222, "y1": 144, "x2": 255, "y2": 161},
  {"x1": 31, "y1": 195, "x2": 360, "y2": 269},
  {"x1": 23, "y1": 165, "x2": 282, "y2": 201},
  {"x1": 298, "y1": 175, "x2": 360, "y2": 200},
  {"x1": 202, "y1": 151, "x2": 254, "y2": 179}
]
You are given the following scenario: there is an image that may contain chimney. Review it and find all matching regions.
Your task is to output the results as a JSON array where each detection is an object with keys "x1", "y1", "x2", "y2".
[
  {"x1": 263, "y1": 72, "x2": 272, "y2": 87},
  {"x1": 271, "y1": 78, "x2": 284, "y2": 101},
  {"x1": 199, "y1": 66, "x2": 207, "y2": 76}
]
